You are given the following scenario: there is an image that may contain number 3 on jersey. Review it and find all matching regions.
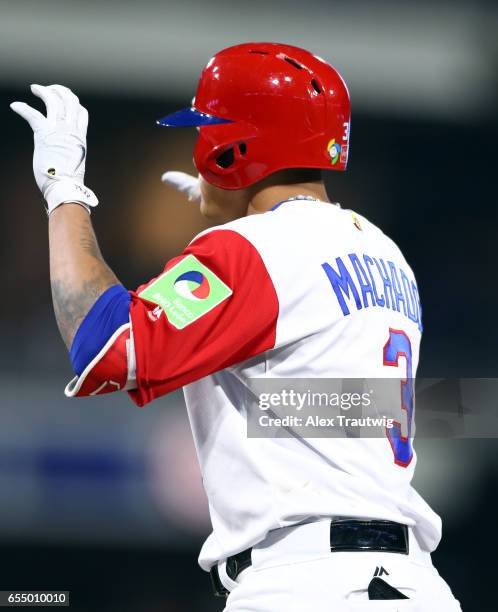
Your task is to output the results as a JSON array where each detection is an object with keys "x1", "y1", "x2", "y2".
[{"x1": 383, "y1": 329, "x2": 414, "y2": 467}]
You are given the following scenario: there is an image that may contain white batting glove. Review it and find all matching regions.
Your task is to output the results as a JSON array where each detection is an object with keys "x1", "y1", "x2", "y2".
[
  {"x1": 161, "y1": 171, "x2": 201, "y2": 203},
  {"x1": 10, "y1": 84, "x2": 98, "y2": 215}
]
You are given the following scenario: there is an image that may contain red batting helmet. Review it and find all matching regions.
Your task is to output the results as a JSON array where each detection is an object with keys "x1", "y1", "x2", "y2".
[{"x1": 158, "y1": 42, "x2": 351, "y2": 190}]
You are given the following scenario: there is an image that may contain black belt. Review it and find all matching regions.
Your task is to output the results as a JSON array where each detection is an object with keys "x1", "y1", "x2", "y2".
[{"x1": 210, "y1": 519, "x2": 409, "y2": 598}]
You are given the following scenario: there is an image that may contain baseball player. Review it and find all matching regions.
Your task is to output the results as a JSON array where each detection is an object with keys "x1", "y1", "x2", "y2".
[{"x1": 11, "y1": 43, "x2": 461, "y2": 611}]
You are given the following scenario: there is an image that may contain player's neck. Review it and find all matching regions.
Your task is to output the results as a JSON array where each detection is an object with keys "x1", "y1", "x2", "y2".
[{"x1": 247, "y1": 182, "x2": 329, "y2": 216}]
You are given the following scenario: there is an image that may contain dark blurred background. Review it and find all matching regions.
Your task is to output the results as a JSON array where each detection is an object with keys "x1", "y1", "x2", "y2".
[{"x1": 0, "y1": 0, "x2": 497, "y2": 610}]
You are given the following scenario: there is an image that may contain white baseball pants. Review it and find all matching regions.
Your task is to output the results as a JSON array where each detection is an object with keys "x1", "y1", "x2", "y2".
[{"x1": 218, "y1": 520, "x2": 462, "y2": 612}]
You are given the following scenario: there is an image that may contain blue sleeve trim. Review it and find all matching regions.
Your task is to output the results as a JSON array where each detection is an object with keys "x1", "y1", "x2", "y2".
[{"x1": 70, "y1": 285, "x2": 131, "y2": 376}]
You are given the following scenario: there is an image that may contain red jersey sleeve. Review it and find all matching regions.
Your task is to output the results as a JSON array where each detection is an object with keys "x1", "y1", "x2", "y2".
[{"x1": 128, "y1": 229, "x2": 279, "y2": 406}]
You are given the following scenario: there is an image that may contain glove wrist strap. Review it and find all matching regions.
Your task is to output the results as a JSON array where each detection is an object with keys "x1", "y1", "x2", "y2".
[{"x1": 44, "y1": 179, "x2": 99, "y2": 215}]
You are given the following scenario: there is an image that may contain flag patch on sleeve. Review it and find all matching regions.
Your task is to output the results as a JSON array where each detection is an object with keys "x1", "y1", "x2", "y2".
[{"x1": 139, "y1": 254, "x2": 233, "y2": 329}]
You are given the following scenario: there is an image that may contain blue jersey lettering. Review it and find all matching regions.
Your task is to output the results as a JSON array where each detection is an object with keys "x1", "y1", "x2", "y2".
[{"x1": 322, "y1": 253, "x2": 422, "y2": 329}]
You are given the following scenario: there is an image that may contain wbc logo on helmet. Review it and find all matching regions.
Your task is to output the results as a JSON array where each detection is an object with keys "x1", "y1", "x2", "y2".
[
  {"x1": 327, "y1": 138, "x2": 342, "y2": 165},
  {"x1": 174, "y1": 270, "x2": 211, "y2": 301}
]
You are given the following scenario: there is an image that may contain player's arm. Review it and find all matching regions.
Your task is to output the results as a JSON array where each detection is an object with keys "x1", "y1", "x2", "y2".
[
  {"x1": 11, "y1": 84, "x2": 120, "y2": 349},
  {"x1": 61, "y1": 225, "x2": 280, "y2": 403},
  {"x1": 12, "y1": 84, "x2": 280, "y2": 403},
  {"x1": 49, "y1": 205, "x2": 120, "y2": 348}
]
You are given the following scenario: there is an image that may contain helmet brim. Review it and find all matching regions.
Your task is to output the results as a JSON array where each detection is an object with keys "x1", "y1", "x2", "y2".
[{"x1": 157, "y1": 107, "x2": 233, "y2": 127}]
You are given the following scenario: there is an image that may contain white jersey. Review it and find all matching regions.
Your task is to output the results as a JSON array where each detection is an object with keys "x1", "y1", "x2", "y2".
[
  {"x1": 67, "y1": 196, "x2": 441, "y2": 572},
  {"x1": 182, "y1": 199, "x2": 440, "y2": 570}
]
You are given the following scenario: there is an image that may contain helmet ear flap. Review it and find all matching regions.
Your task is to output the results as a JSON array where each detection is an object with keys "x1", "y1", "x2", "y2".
[
  {"x1": 214, "y1": 142, "x2": 248, "y2": 169},
  {"x1": 194, "y1": 122, "x2": 260, "y2": 189},
  {"x1": 208, "y1": 142, "x2": 248, "y2": 175}
]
